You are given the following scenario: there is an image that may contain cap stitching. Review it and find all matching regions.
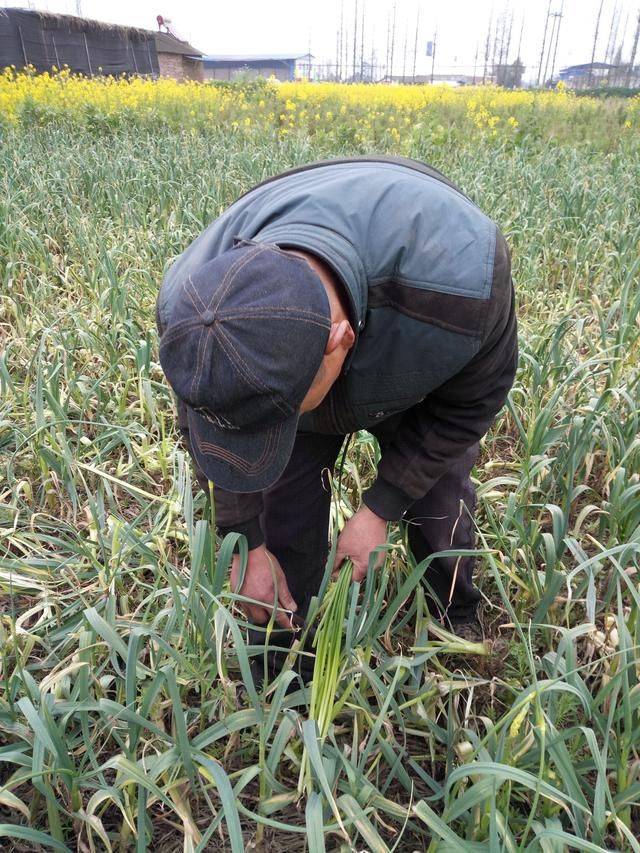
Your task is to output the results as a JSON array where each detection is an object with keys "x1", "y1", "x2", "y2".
[
  {"x1": 196, "y1": 430, "x2": 276, "y2": 474},
  {"x1": 184, "y1": 276, "x2": 207, "y2": 317},
  {"x1": 220, "y1": 307, "x2": 331, "y2": 328},
  {"x1": 159, "y1": 318, "x2": 203, "y2": 347},
  {"x1": 189, "y1": 326, "x2": 205, "y2": 399},
  {"x1": 221, "y1": 305, "x2": 330, "y2": 320},
  {"x1": 184, "y1": 274, "x2": 208, "y2": 314},
  {"x1": 214, "y1": 324, "x2": 268, "y2": 393},
  {"x1": 194, "y1": 327, "x2": 214, "y2": 401},
  {"x1": 215, "y1": 324, "x2": 291, "y2": 418},
  {"x1": 190, "y1": 326, "x2": 207, "y2": 399},
  {"x1": 196, "y1": 421, "x2": 283, "y2": 475},
  {"x1": 234, "y1": 238, "x2": 316, "y2": 267},
  {"x1": 209, "y1": 243, "x2": 266, "y2": 312},
  {"x1": 220, "y1": 313, "x2": 330, "y2": 331}
]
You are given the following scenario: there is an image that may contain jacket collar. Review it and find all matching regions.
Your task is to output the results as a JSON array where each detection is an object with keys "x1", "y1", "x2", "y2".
[{"x1": 254, "y1": 223, "x2": 367, "y2": 371}]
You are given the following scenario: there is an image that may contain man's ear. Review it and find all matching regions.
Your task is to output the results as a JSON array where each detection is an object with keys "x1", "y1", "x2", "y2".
[{"x1": 325, "y1": 320, "x2": 355, "y2": 354}]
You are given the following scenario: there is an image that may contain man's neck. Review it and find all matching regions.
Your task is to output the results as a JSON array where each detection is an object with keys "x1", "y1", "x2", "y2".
[{"x1": 285, "y1": 248, "x2": 349, "y2": 324}]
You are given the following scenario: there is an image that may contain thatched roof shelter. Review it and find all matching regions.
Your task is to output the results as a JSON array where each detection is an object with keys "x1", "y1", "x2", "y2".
[{"x1": 0, "y1": 7, "x2": 158, "y2": 75}]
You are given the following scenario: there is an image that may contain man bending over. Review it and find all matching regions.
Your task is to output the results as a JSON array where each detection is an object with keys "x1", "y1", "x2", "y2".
[{"x1": 156, "y1": 156, "x2": 518, "y2": 679}]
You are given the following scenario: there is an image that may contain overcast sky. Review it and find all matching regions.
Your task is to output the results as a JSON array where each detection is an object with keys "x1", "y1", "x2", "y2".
[{"x1": 7, "y1": 0, "x2": 640, "y2": 81}]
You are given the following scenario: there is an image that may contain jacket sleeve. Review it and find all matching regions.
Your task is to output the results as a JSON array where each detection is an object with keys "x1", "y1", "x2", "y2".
[
  {"x1": 156, "y1": 298, "x2": 265, "y2": 549},
  {"x1": 363, "y1": 241, "x2": 518, "y2": 521}
]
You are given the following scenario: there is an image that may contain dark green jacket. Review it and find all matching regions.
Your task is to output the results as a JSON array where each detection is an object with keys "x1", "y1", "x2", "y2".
[{"x1": 157, "y1": 156, "x2": 518, "y2": 545}]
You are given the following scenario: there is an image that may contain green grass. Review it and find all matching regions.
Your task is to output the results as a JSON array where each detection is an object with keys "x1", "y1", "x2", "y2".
[{"x1": 1, "y1": 108, "x2": 639, "y2": 851}]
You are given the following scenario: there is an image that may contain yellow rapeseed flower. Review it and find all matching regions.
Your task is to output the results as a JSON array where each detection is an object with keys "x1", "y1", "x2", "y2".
[{"x1": 0, "y1": 69, "x2": 628, "y2": 148}]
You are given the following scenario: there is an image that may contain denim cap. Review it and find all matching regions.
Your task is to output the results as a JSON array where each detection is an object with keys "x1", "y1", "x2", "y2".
[{"x1": 159, "y1": 242, "x2": 331, "y2": 492}]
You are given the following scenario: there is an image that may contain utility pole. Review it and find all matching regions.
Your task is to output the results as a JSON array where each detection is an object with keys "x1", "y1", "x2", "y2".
[
  {"x1": 483, "y1": 9, "x2": 493, "y2": 84},
  {"x1": 370, "y1": 25, "x2": 376, "y2": 82},
  {"x1": 516, "y1": 12, "x2": 525, "y2": 65},
  {"x1": 537, "y1": 0, "x2": 552, "y2": 86},
  {"x1": 542, "y1": 12, "x2": 558, "y2": 84},
  {"x1": 402, "y1": 22, "x2": 408, "y2": 83},
  {"x1": 338, "y1": 0, "x2": 344, "y2": 80},
  {"x1": 604, "y1": 1, "x2": 619, "y2": 66},
  {"x1": 549, "y1": 0, "x2": 565, "y2": 85},
  {"x1": 496, "y1": 11, "x2": 504, "y2": 71},
  {"x1": 505, "y1": 8, "x2": 514, "y2": 66},
  {"x1": 544, "y1": 2, "x2": 564, "y2": 85},
  {"x1": 497, "y1": 8, "x2": 509, "y2": 70},
  {"x1": 343, "y1": 27, "x2": 349, "y2": 81},
  {"x1": 472, "y1": 41, "x2": 479, "y2": 84},
  {"x1": 607, "y1": 2, "x2": 622, "y2": 83},
  {"x1": 352, "y1": 0, "x2": 358, "y2": 81},
  {"x1": 589, "y1": 0, "x2": 606, "y2": 87},
  {"x1": 385, "y1": 11, "x2": 391, "y2": 79},
  {"x1": 430, "y1": 28, "x2": 437, "y2": 84},
  {"x1": 491, "y1": 12, "x2": 500, "y2": 74},
  {"x1": 612, "y1": 8, "x2": 628, "y2": 85},
  {"x1": 345, "y1": 25, "x2": 350, "y2": 82},
  {"x1": 627, "y1": 9, "x2": 640, "y2": 87},
  {"x1": 389, "y1": 2, "x2": 397, "y2": 81},
  {"x1": 359, "y1": 0, "x2": 365, "y2": 81},
  {"x1": 412, "y1": 7, "x2": 420, "y2": 83}
]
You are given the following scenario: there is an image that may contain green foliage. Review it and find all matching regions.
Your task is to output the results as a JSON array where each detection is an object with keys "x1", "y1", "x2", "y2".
[
  {"x1": 1, "y1": 112, "x2": 639, "y2": 850},
  {"x1": 574, "y1": 86, "x2": 640, "y2": 99},
  {"x1": 206, "y1": 74, "x2": 278, "y2": 96}
]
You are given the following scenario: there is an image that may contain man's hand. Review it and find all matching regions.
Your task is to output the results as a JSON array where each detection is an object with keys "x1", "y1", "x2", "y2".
[
  {"x1": 231, "y1": 545, "x2": 297, "y2": 629},
  {"x1": 333, "y1": 504, "x2": 388, "y2": 583}
]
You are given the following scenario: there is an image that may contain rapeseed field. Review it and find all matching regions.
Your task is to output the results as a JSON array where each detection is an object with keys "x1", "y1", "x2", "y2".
[{"x1": 1, "y1": 73, "x2": 639, "y2": 850}]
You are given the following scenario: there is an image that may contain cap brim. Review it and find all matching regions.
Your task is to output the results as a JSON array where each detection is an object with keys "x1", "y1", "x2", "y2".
[{"x1": 185, "y1": 404, "x2": 299, "y2": 493}]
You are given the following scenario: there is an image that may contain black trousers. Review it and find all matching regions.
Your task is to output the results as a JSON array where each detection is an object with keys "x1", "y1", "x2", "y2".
[{"x1": 245, "y1": 428, "x2": 481, "y2": 681}]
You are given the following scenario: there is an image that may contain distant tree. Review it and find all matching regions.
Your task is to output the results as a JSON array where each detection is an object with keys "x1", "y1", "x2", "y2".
[
  {"x1": 513, "y1": 57, "x2": 525, "y2": 88},
  {"x1": 496, "y1": 57, "x2": 525, "y2": 88}
]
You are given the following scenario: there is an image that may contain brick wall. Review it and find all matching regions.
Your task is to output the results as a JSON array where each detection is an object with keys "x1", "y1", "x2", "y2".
[
  {"x1": 158, "y1": 53, "x2": 183, "y2": 80},
  {"x1": 183, "y1": 57, "x2": 203, "y2": 82},
  {"x1": 158, "y1": 53, "x2": 203, "y2": 82}
]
